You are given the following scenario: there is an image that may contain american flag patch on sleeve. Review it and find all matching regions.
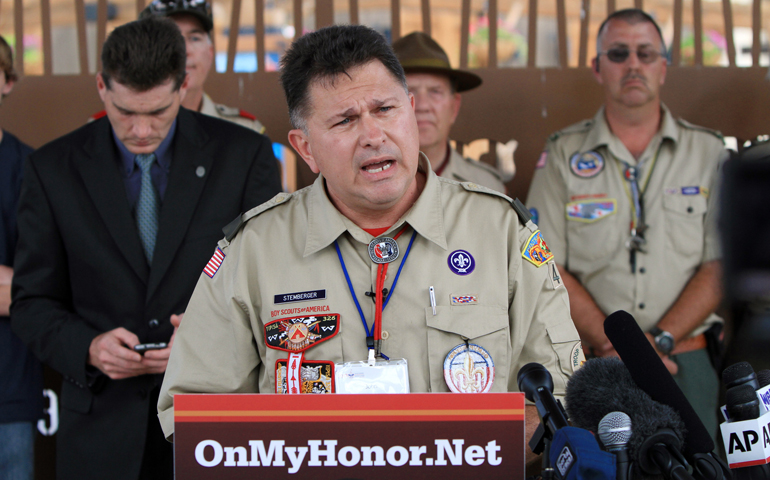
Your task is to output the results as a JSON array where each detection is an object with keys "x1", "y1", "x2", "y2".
[{"x1": 204, "y1": 247, "x2": 225, "y2": 278}]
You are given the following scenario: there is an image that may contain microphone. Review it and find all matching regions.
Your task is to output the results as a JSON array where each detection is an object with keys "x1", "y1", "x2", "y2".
[
  {"x1": 518, "y1": 362, "x2": 570, "y2": 440},
  {"x1": 604, "y1": 310, "x2": 731, "y2": 480},
  {"x1": 719, "y1": 363, "x2": 770, "y2": 479},
  {"x1": 517, "y1": 363, "x2": 615, "y2": 480},
  {"x1": 598, "y1": 412, "x2": 632, "y2": 480},
  {"x1": 566, "y1": 357, "x2": 690, "y2": 479},
  {"x1": 724, "y1": 362, "x2": 760, "y2": 390},
  {"x1": 726, "y1": 384, "x2": 761, "y2": 422}
]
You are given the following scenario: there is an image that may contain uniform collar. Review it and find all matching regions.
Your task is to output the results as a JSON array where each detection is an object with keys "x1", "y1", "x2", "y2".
[
  {"x1": 303, "y1": 153, "x2": 447, "y2": 257},
  {"x1": 199, "y1": 92, "x2": 216, "y2": 116},
  {"x1": 580, "y1": 104, "x2": 678, "y2": 160}
]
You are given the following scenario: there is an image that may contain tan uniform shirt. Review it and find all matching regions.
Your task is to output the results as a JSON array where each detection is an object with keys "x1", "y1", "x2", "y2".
[
  {"x1": 200, "y1": 93, "x2": 266, "y2": 134},
  {"x1": 526, "y1": 106, "x2": 726, "y2": 337},
  {"x1": 439, "y1": 146, "x2": 507, "y2": 194},
  {"x1": 158, "y1": 155, "x2": 581, "y2": 438}
]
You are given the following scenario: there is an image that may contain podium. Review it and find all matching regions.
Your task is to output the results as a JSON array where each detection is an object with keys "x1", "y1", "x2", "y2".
[{"x1": 174, "y1": 392, "x2": 525, "y2": 479}]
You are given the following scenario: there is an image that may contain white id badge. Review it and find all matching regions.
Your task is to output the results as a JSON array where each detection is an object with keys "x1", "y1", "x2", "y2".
[{"x1": 335, "y1": 358, "x2": 410, "y2": 393}]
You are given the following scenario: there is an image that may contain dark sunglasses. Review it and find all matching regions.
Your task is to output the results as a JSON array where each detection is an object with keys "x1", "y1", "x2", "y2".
[{"x1": 598, "y1": 47, "x2": 666, "y2": 64}]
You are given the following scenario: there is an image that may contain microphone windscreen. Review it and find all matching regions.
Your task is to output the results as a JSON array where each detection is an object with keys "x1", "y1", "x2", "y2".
[
  {"x1": 604, "y1": 310, "x2": 715, "y2": 457},
  {"x1": 565, "y1": 357, "x2": 685, "y2": 462},
  {"x1": 757, "y1": 369, "x2": 770, "y2": 388},
  {"x1": 726, "y1": 383, "x2": 761, "y2": 421},
  {"x1": 723, "y1": 361, "x2": 759, "y2": 390}
]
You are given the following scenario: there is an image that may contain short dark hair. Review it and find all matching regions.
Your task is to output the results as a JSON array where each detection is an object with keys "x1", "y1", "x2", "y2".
[
  {"x1": 0, "y1": 36, "x2": 17, "y2": 85},
  {"x1": 597, "y1": 9, "x2": 667, "y2": 54},
  {"x1": 280, "y1": 25, "x2": 407, "y2": 131},
  {"x1": 101, "y1": 17, "x2": 187, "y2": 92}
]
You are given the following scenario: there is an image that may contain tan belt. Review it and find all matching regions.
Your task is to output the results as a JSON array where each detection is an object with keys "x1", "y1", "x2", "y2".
[{"x1": 671, "y1": 333, "x2": 707, "y2": 356}]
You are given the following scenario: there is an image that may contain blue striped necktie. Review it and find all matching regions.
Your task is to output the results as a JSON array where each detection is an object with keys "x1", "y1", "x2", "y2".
[{"x1": 135, "y1": 153, "x2": 159, "y2": 263}]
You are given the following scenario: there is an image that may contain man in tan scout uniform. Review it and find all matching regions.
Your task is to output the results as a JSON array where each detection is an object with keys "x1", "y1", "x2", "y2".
[
  {"x1": 527, "y1": 9, "x2": 726, "y2": 437},
  {"x1": 140, "y1": 0, "x2": 266, "y2": 133},
  {"x1": 159, "y1": 25, "x2": 582, "y2": 459},
  {"x1": 392, "y1": 32, "x2": 509, "y2": 194}
]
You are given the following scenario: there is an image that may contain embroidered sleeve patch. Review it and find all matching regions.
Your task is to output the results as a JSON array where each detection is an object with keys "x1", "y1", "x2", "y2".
[
  {"x1": 566, "y1": 199, "x2": 617, "y2": 223},
  {"x1": 522, "y1": 230, "x2": 554, "y2": 267},
  {"x1": 203, "y1": 247, "x2": 225, "y2": 278},
  {"x1": 264, "y1": 314, "x2": 339, "y2": 353},
  {"x1": 275, "y1": 358, "x2": 335, "y2": 394}
]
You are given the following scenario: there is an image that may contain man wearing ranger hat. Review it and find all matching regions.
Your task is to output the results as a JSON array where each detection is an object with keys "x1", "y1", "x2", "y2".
[
  {"x1": 140, "y1": 0, "x2": 266, "y2": 133},
  {"x1": 393, "y1": 32, "x2": 510, "y2": 193}
]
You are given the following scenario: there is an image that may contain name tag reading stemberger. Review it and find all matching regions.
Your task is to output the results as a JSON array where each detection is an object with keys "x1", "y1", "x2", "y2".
[{"x1": 335, "y1": 358, "x2": 409, "y2": 393}]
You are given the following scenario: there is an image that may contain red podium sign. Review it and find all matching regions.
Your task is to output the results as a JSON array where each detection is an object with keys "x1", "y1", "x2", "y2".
[{"x1": 174, "y1": 392, "x2": 525, "y2": 479}]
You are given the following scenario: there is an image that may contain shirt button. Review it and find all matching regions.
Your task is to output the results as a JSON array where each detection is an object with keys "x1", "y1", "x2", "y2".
[
  {"x1": 381, "y1": 330, "x2": 390, "y2": 340},
  {"x1": 687, "y1": 206, "x2": 694, "y2": 213},
  {"x1": 639, "y1": 303, "x2": 646, "y2": 309},
  {"x1": 148, "y1": 319, "x2": 160, "y2": 328},
  {"x1": 639, "y1": 267, "x2": 646, "y2": 274}
]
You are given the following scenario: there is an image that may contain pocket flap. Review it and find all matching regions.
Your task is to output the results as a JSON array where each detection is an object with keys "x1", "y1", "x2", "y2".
[
  {"x1": 547, "y1": 320, "x2": 581, "y2": 344},
  {"x1": 426, "y1": 305, "x2": 508, "y2": 340},
  {"x1": 662, "y1": 191, "x2": 708, "y2": 216}
]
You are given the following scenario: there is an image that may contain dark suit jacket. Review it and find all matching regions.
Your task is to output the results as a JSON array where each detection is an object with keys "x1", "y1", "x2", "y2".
[{"x1": 10, "y1": 108, "x2": 282, "y2": 479}]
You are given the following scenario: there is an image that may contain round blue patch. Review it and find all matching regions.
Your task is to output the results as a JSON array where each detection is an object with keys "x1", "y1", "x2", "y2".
[
  {"x1": 529, "y1": 207, "x2": 539, "y2": 225},
  {"x1": 570, "y1": 151, "x2": 604, "y2": 178},
  {"x1": 448, "y1": 249, "x2": 475, "y2": 275}
]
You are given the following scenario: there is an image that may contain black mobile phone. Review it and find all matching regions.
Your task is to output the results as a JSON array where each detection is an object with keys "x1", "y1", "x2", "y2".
[{"x1": 133, "y1": 342, "x2": 168, "y2": 353}]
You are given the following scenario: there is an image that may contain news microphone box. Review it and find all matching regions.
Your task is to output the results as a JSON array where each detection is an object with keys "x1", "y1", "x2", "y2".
[{"x1": 720, "y1": 408, "x2": 770, "y2": 468}]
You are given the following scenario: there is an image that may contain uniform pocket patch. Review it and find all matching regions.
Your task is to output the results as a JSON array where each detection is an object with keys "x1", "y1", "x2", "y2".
[{"x1": 566, "y1": 199, "x2": 617, "y2": 223}]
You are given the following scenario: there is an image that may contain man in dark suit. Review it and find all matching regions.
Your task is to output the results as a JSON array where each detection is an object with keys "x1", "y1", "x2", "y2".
[{"x1": 10, "y1": 18, "x2": 282, "y2": 479}]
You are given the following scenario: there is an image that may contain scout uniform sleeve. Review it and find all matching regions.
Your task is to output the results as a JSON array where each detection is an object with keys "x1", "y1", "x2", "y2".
[
  {"x1": 702, "y1": 148, "x2": 729, "y2": 263},
  {"x1": 507, "y1": 222, "x2": 582, "y2": 400},
  {"x1": 526, "y1": 140, "x2": 570, "y2": 263},
  {"x1": 158, "y1": 238, "x2": 261, "y2": 440}
]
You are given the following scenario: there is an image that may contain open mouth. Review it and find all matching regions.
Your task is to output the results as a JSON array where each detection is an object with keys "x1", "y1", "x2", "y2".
[{"x1": 362, "y1": 160, "x2": 394, "y2": 174}]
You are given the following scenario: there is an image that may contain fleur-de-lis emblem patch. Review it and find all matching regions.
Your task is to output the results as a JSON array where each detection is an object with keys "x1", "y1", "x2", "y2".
[{"x1": 448, "y1": 249, "x2": 475, "y2": 275}]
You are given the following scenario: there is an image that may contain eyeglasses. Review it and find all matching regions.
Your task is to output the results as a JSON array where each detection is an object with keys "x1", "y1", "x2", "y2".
[{"x1": 598, "y1": 48, "x2": 667, "y2": 64}]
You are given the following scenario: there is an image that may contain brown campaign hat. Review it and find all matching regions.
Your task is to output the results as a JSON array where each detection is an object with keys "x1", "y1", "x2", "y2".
[{"x1": 392, "y1": 31, "x2": 482, "y2": 92}]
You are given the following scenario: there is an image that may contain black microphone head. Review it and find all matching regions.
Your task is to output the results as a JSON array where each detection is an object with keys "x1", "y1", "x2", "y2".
[
  {"x1": 757, "y1": 369, "x2": 770, "y2": 388},
  {"x1": 517, "y1": 362, "x2": 553, "y2": 403},
  {"x1": 726, "y1": 383, "x2": 761, "y2": 421},
  {"x1": 722, "y1": 361, "x2": 759, "y2": 390},
  {"x1": 565, "y1": 357, "x2": 686, "y2": 463}
]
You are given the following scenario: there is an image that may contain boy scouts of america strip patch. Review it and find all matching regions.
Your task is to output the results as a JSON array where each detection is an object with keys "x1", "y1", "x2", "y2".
[
  {"x1": 203, "y1": 247, "x2": 225, "y2": 278},
  {"x1": 275, "y1": 357, "x2": 335, "y2": 394},
  {"x1": 264, "y1": 314, "x2": 339, "y2": 353},
  {"x1": 522, "y1": 230, "x2": 554, "y2": 267},
  {"x1": 451, "y1": 295, "x2": 479, "y2": 305}
]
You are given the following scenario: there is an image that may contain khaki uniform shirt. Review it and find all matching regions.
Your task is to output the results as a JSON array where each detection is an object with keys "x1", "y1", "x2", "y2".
[
  {"x1": 158, "y1": 155, "x2": 581, "y2": 438},
  {"x1": 200, "y1": 93, "x2": 266, "y2": 134},
  {"x1": 527, "y1": 106, "x2": 726, "y2": 337},
  {"x1": 439, "y1": 146, "x2": 507, "y2": 194}
]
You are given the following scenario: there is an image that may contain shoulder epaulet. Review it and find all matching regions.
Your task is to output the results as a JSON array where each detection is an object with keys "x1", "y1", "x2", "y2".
[
  {"x1": 238, "y1": 109, "x2": 257, "y2": 121},
  {"x1": 88, "y1": 110, "x2": 107, "y2": 123},
  {"x1": 214, "y1": 104, "x2": 240, "y2": 117},
  {"x1": 222, "y1": 192, "x2": 292, "y2": 242},
  {"x1": 548, "y1": 119, "x2": 594, "y2": 143},
  {"x1": 459, "y1": 156, "x2": 504, "y2": 180},
  {"x1": 459, "y1": 182, "x2": 532, "y2": 226},
  {"x1": 676, "y1": 118, "x2": 724, "y2": 141}
]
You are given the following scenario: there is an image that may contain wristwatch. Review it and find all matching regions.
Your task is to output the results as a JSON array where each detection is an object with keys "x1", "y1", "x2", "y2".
[{"x1": 649, "y1": 327, "x2": 675, "y2": 355}]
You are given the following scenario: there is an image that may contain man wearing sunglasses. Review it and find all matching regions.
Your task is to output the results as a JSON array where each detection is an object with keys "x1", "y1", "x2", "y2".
[
  {"x1": 139, "y1": 0, "x2": 267, "y2": 133},
  {"x1": 527, "y1": 9, "x2": 727, "y2": 439}
]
